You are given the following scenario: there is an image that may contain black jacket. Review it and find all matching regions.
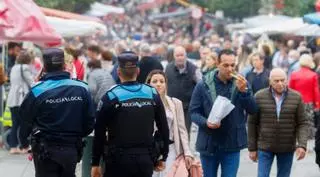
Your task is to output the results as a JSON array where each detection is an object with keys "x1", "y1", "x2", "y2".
[
  {"x1": 19, "y1": 71, "x2": 95, "y2": 147},
  {"x1": 137, "y1": 56, "x2": 163, "y2": 83},
  {"x1": 92, "y1": 81, "x2": 169, "y2": 166}
]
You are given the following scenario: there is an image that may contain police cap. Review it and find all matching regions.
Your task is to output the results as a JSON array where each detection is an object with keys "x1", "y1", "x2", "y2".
[
  {"x1": 118, "y1": 51, "x2": 139, "y2": 69},
  {"x1": 42, "y1": 48, "x2": 65, "y2": 67}
]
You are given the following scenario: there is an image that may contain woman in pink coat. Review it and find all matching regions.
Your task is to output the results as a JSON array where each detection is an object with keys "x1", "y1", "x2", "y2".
[{"x1": 146, "y1": 70, "x2": 193, "y2": 177}]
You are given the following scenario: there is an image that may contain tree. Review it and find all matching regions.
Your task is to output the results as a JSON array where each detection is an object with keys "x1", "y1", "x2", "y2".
[
  {"x1": 34, "y1": 0, "x2": 96, "y2": 13},
  {"x1": 192, "y1": 0, "x2": 261, "y2": 19},
  {"x1": 282, "y1": 0, "x2": 314, "y2": 16}
]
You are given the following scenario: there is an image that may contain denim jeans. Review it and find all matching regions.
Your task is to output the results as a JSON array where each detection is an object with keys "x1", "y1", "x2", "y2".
[
  {"x1": 200, "y1": 151, "x2": 240, "y2": 177},
  {"x1": 258, "y1": 150, "x2": 294, "y2": 177}
]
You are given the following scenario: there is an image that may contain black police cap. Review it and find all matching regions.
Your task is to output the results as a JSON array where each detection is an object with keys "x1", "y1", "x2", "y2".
[
  {"x1": 118, "y1": 51, "x2": 139, "y2": 69},
  {"x1": 42, "y1": 48, "x2": 64, "y2": 67}
]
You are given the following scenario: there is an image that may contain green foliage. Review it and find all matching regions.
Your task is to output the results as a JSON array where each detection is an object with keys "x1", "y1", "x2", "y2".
[
  {"x1": 34, "y1": 0, "x2": 96, "y2": 13},
  {"x1": 192, "y1": 0, "x2": 261, "y2": 18},
  {"x1": 282, "y1": 0, "x2": 314, "y2": 16}
]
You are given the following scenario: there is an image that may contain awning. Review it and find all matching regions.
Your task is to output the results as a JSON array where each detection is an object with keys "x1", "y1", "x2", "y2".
[
  {"x1": 46, "y1": 16, "x2": 107, "y2": 38},
  {"x1": 303, "y1": 12, "x2": 320, "y2": 25},
  {"x1": 0, "y1": 0, "x2": 62, "y2": 47},
  {"x1": 243, "y1": 15, "x2": 292, "y2": 28},
  {"x1": 137, "y1": 0, "x2": 171, "y2": 11},
  {"x1": 85, "y1": 2, "x2": 125, "y2": 17},
  {"x1": 148, "y1": 8, "x2": 192, "y2": 20},
  {"x1": 41, "y1": 7, "x2": 102, "y2": 23}
]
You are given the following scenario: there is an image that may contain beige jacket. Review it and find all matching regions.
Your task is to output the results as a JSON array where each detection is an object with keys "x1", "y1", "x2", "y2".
[{"x1": 165, "y1": 96, "x2": 193, "y2": 157}]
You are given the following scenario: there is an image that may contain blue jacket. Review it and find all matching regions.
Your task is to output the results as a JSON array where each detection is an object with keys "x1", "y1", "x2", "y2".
[
  {"x1": 189, "y1": 70, "x2": 257, "y2": 155},
  {"x1": 19, "y1": 71, "x2": 95, "y2": 147}
]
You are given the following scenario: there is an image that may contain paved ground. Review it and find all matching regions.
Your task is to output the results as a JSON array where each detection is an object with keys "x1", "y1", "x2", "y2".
[{"x1": 0, "y1": 140, "x2": 319, "y2": 177}]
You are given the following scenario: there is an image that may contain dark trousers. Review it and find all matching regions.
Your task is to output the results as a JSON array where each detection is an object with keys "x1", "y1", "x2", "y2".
[
  {"x1": 104, "y1": 153, "x2": 153, "y2": 177},
  {"x1": 184, "y1": 108, "x2": 191, "y2": 134},
  {"x1": 9, "y1": 106, "x2": 21, "y2": 148},
  {"x1": 33, "y1": 145, "x2": 78, "y2": 177}
]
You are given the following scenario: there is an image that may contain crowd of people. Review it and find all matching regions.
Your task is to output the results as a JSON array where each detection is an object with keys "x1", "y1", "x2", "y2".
[
  {"x1": 2, "y1": 31, "x2": 320, "y2": 177},
  {"x1": 1, "y1": 1, "x2": 320, "y2": 177}
]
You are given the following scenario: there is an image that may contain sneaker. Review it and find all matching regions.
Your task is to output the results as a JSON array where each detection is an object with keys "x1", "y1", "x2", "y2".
[{"x1": 9, "y1": 148, "x2": 20, "y2": 154}]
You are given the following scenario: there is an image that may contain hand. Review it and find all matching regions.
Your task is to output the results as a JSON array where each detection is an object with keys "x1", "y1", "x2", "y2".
[
  {"x1": 91, "y1": 166, "x2": 102, "y2": 177},
  {"x1": 296, "y1": 147, "x2": 306, "y2": 160},
  {"x1": 235, "y1": 74, "x2": 248, "y2": 93},
  {"x1": 185, "y1": 156, "x2": 193, "y2": 169},
  {"x1": 154, "y1": 160, "x2": 166, "y2": 172},
  {"x1": 207, "y1": 121, "x2": 220, "y2": 129},
  {"x1": 249, "y1": 151, "x2": 258, "y2": 162}
]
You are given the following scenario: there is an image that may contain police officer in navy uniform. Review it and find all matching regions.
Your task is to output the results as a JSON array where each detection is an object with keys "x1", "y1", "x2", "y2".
[
  {"x1": 91, "y1": 51, "x2": 169, "y2": 177},
  {"x1": 19, "y1": 48, "x2": 95, "y2": 177}
]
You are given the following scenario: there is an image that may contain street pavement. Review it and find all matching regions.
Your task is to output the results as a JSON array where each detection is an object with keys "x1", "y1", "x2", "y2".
[{"x1": 0, "y1": 140, "x2": 319, "y2": 177}]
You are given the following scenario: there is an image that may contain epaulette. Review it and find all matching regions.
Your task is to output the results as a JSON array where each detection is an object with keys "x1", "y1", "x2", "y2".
[
  {"x1": 31, "y1": 81, "x2": 44, "y2": 89},
  {"x1": 72, "y1": 78, "x2": 88, "y2": 85}
]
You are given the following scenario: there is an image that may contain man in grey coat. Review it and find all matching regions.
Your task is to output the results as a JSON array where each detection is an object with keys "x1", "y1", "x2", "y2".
[{"x1": 248, "y1": 68, "x2": 309, "y2": 177}]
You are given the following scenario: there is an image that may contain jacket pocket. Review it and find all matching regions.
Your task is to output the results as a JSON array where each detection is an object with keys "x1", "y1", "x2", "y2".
[
  {"x1": 237, "y1": 126, "x2": 247, "y2": 147},
  {"x1": 196, "y1": 130, "x2": 209, "y2": 152}
]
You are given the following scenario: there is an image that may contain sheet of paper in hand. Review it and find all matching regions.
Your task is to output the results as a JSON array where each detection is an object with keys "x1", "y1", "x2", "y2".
[{"x1": 208, "y1": 95, "x2": 235, "y2": 124}]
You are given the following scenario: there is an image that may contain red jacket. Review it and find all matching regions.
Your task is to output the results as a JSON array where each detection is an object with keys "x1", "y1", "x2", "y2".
[
  {"x1": 289, "y1": 67, "x2": 320, "y2": 109},
  {"x1": 73, "y1": 58, "x2": 85, "y2": 80}
]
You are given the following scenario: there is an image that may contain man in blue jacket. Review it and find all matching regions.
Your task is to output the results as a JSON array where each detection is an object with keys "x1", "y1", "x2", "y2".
[
  {"x1": 189, "y1": 49, "x2": 257, "y2": 177},
  {"x1": 19, "y1": 48, "x2": 95, "y2": 177}
]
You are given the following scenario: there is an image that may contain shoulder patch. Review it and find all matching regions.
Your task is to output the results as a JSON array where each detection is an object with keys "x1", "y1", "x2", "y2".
[{"x1": 32, "y1": 79, "x2": 88, "y2": 97}]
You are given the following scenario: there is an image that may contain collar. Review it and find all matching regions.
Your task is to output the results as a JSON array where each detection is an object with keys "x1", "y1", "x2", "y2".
[
  {"x1": 174, "y1": 60, "x2": 188, "y2": 71},
  {"x1": 214, "y1": 71, "x2": 233, "y2": 85},
  {"x1": 253, "y1": 67, "x2": 265, "y2": 74},
  {"x1": 40, "y1": 71, "x2": 70, "y2": 81},
  {"x1": 121, "y1": 81, "x2": 139, "y2": 85},
  {"x1": 270, "y1": 87, "x2": 288, "y2": 98}
]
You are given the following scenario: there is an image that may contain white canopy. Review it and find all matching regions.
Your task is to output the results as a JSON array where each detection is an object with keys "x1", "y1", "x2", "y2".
[
  {"x1": 45, "y1": 16, "x2": 107, "y2": 37},
  {"x1": 85, "y1": 2, "x2": 125, "y2": 17},
  {"x1": 243, "y1": 15, "x2": 292, "y2": 28},
  {"x1": 242, "y1": 18, "x2": 320, "y2": 36}
]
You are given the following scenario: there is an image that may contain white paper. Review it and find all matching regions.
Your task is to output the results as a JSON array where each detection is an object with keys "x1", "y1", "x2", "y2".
[{"x1": 208, "y1": 96, "x2": 235, "y2": 124}]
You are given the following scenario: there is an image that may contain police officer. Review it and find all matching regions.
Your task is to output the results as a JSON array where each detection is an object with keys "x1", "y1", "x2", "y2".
[
  {"x1": 19, "y1": 48, "x2": 95, "y2": 177},
  {"x1": 91, "y1": 51, "x2": 169, "y2": 177}
]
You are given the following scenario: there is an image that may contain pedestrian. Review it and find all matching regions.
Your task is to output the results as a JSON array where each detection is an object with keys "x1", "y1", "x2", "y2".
[
  {"x1": 246, "y1": 52, "x2": 270, "y2": 94},
  {"x1": 6, "y1": 42, "x2": 22, "y2": 76},
  {"x1": 289, "y1": 54, "x2": 320, "y2": 138},
  {"x1": 202, "y1": 52, "x2": 217, "y2": 75},
  {"x1": 19, "y1": 48, "x2": 95, "y2": 177},
  {"x1": 7, "y1": 50, "x2": 35, "y2": 154},
  {"x1": 87, "y1": 59, "x2": 115, "y2": 106},
  {"x1": 189, "y1": 49, "x2": 257, "y2": 177},
  {"x1": 91, "y1": 52, "x2": 170, "y2": 177},
  {"x1": 165, "y1": 46, "x2": 202, "y2": 133},
  {"x1": 287, "y1": 50, "x2": 300, "y2": 79},
  {"x1": 248, "y1": 68, "x2": 309, "y2": 177},
  {"x1": 146, "y1": 70, "x2": 193, "y2": 177},
  {"x1": 87, "y1": 44, "x2": 101, "y2": 61},
  {"x1": 137, "y1": 43, "x2": 163, "y2": 83}
]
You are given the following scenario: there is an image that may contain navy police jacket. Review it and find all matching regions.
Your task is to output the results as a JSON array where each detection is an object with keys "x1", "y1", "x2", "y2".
[
  {"x1": 19, "y1": 72, "x2": 95, "y2": 147},
  {"x1": 92, "y1": 81, "x2": 169, "y2": 166}
]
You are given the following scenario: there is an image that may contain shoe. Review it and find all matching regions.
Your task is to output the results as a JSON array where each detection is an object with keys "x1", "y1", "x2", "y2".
[
  {"x1": 9, "y1": 148, "x2": 20, "y2": 154},
  {"x1": 19, "y1": 148, "x2": 30, "y2": 154}
]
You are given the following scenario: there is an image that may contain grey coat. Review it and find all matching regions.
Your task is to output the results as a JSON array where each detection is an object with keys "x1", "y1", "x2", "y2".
[
  {"x1": 87, "y1": 68, "x2": 115, "y2": 104},
  {"x1": 7, "y1": 64, "x2": 34, "y2": 107}
]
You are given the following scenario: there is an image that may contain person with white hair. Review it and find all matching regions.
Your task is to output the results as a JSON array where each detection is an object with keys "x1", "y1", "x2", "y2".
[
  {"x1": 289, "y1": 54, "x2": 320, "y2": 138},
  {"x1": 248, "y1": 68, "x2": 308, "y2": 177},
  {"x1": 287, "y1": 50, "x2": 300, "y2": 78},
  {"x1": 137, "y1": 43, "x2": 163, "y2": 83}
]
